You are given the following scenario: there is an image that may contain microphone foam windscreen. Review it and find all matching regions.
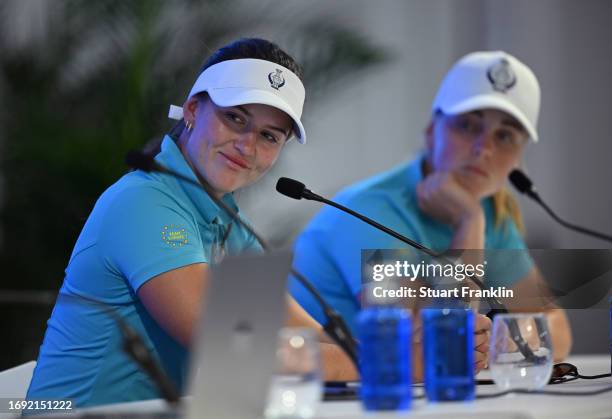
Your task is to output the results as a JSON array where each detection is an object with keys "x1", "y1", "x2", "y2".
[
  {"x1": 276, "y1": 177, "x2": 305, "y2": 200},
  {"x1": 509, "y1": 169, "x2": 533, "y2": 194}
]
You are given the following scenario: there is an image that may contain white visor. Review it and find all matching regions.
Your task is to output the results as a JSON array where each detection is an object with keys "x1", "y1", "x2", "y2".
[{"x1": 168, "y1": 58, "x2": 306, "y2": 143}]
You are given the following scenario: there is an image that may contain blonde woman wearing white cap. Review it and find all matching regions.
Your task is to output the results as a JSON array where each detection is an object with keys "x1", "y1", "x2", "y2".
[
  {"x1": 26, "y1": 38, "x2": 357, "y2": 408},
  {"x1": 290, "y1": 51, "x2": 572, "y2": 379}
]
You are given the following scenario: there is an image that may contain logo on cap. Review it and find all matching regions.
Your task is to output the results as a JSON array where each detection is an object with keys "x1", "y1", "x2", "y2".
[
  {"x1": 487, "y1": 58, "x2": 516, "y2": 93},
  {"x1": 268, "y1": 69, "x2": 286, "y2": 90}
]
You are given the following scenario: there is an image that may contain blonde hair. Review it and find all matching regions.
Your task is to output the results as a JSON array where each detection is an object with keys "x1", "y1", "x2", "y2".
[{"x1": 493, "y1": 187, "x2": 525, "y2": 234}]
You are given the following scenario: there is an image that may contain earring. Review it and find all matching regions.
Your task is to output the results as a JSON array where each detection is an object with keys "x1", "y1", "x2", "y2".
[{"x1": 186, "y1": 121, "x2": 194, "y2": 132}]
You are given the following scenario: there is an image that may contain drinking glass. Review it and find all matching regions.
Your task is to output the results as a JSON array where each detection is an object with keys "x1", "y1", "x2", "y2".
[
  {"x1": 489, "y1": 313, "x2": 553, "y2": 391},
  {"x1": 265, "y1": 328, "x2": 322, "y2": 418}
]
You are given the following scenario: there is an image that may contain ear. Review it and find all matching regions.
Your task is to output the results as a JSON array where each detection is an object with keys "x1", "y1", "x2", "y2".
[{"x1": 182, "y1": 97, "x2": 199, "y2": 123}]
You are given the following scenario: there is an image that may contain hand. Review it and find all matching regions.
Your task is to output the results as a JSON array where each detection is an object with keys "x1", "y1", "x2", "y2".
[
  {"x1": 474, "y1": 313, "x2": 491, "y2": 374},
  {"x1": 416, "y1": 171, "x2": 483, "y2": 228}
]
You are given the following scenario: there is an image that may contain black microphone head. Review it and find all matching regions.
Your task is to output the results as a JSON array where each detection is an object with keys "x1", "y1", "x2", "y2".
[
  {"x1": 125, "y1": 150, "x2": 157, "y2": 173},
  {"x1": 509, "y1": 169, "x2": 534, "y2": 194},
  {"x1": 276, "y1": 177, "x2": 306, "y2": 200}
]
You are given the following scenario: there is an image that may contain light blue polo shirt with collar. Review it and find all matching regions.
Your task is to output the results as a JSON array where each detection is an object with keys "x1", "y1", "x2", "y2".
[
  {"x1": 289, "y1": 156, "x2": 533, "y2": 334},
  {"x1": 26, "y1": 135, "x2": 261, "y2": 408}
]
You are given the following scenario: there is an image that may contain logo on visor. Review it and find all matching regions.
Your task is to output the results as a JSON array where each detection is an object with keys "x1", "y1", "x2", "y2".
[
  {"x1": 268, "y1": 69, "x2": 286, "y2": 90},
  {"x1": 487, "y1": 58, "x2": 516, "y2": 93}
]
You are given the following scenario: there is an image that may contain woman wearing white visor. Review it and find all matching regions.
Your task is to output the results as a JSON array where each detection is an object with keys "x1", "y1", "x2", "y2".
[
  {"x1": 291, "y1": 51, "x2": 572, "y2": 377},
  {"x1": 27, "y1": 38, "x2": 357, "y2": 408}
]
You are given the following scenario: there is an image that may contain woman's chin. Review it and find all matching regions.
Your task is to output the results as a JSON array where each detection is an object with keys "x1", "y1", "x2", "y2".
[
  {"x1": 469, "y1": 185, "x2": 493, "y2": 200},
  {"x1": 209, "y1": 177, "x2": 247, "y2": 196},
  {"x1": 455, "y1": 175, "x2": 486, "y2": 197},
  {"x1": 206, "y1": 167, "x2": 260, "y2": 195}
]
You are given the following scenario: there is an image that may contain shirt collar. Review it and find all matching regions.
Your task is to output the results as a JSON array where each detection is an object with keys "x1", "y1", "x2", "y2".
[{"x1": 154, "y1": 135, "x2": 239, "y2": 224}]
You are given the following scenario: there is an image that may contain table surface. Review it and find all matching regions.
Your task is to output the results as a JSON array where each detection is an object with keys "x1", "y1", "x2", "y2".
[
  {"x1": 317, "y1": 355, "x2": 612, "y2": 419},
  {"x1": 76, "y1": 354, "x2": 612, "y2": 419}
]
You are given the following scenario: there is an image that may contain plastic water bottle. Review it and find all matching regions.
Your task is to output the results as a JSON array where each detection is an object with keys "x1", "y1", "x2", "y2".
[
  {"x1": 357, "y1": 306, "x2": 412, "y2": 411},
  {"x1": 421, "y1": 305, "x2": 475, "y2": 401}
]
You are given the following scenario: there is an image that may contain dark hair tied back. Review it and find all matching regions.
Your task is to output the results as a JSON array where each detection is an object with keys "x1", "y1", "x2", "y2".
[{"x1": 201, "y1": 38, "x2": 303, "y2": 80}]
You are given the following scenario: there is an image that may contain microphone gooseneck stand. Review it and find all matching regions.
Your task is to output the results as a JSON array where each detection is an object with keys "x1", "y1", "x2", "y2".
[
  {"x1": 275, "y1": 176, "x2": 541, "y2": 363},
  {"x1": 509, "y1": 169, "x2": 612, "y2": 244},
  {"x1": 125, "y1": 151, "x2": 358, "y2": 367}
]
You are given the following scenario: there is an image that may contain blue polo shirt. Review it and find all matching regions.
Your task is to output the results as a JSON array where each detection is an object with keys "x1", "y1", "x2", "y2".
[
  {"x1": 26, "y1": 136, "x2": 261, "y2": 408},
  {"x1": 289, "y1": 156, "x2": 533, "y2": 333}
]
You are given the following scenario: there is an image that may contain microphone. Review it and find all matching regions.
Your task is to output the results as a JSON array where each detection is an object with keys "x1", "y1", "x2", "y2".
[
  {"x1": 58, "y1": 293, "x2": 180, "y2": 405},
  {"x1": 508, "y1": 170, "x2": 536, "y2": 198},
  {"x1": 509, "y1": 169, "x2": 612, "y2": 243},
  {"x1": 126, "y1": 150, "x2": 358, "y2": 367},
  {"x1": 277, "y1": 177, "x2": 434, "y2": 256},
  {"x1": 276, "y1": 177, "x2": 542, "y2": 363},
  {"x1": 276, "y1": 177, "x2": 322, "y2": 201}
]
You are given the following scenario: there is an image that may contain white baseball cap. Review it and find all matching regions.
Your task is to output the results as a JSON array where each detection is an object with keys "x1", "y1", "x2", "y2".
[
  {"x1": 432, "y1": 51, "x2": 540, "y2": 142},
  {"x1": 168, "y1": 58, "x2": 307, "y2": 143}
]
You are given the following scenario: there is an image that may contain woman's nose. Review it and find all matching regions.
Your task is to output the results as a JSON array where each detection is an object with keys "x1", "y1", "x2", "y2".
[
  {"x1": 235, "y1": 131, "x2": 257, "y2": 155},
  {"x1": 472, "y1": 132, "x2": 494, "y2": 157}
]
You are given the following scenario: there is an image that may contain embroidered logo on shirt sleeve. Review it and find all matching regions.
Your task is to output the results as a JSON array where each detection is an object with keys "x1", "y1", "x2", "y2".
[{"x1": 161, "y1": 224, "x2": 189, "y2": 247}]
